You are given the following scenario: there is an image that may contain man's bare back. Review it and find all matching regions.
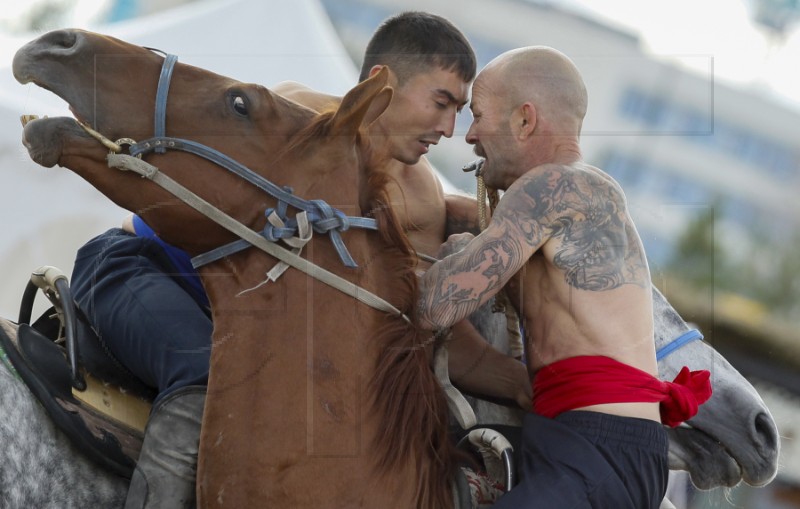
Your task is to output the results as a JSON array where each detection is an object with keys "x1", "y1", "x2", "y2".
[
  {"x1": 504, "y1": 163, "x2": 654, "y2": 368},
  {"x1": 505, "y1": 163, "x2": 659, "y2": 420}
]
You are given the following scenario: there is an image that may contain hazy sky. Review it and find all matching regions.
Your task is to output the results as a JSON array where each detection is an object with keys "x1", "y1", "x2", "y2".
[
  {"x1": 567, "y1": 0, "x2": 800, "y2": 108},
  {"x1": 1, "y1": 0, "x2": 799, "y2": 109}
]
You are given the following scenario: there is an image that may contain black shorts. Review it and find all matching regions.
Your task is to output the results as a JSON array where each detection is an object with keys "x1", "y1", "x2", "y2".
[{"x1": 493, "y1": 411, "x2": 668, "y2": 508}]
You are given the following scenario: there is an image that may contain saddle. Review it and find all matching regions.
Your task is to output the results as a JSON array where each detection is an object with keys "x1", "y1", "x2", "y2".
[{"x1": 0, "y1": 266, "x2": 154, "y2": 478}]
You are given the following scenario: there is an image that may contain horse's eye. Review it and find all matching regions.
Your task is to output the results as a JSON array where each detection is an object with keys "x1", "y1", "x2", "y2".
[{"x1": 232, "y1": 95, "x2": 248, "y2": 116}]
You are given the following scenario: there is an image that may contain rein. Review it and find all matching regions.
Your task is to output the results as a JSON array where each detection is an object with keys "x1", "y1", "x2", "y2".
[
  {"x1": 73, "y1": 51, "x2": 409, "y2": 322},
  {"x1": 106, "y1": 154, "x2": 409, "y2": 321},
  {"x1": 463, "y1": 159, "x2": 525, "y2": 360}
]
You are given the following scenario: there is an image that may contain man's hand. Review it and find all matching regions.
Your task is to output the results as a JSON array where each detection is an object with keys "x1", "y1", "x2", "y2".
[
  {"x1": 511, "y1": 363, "x2": 532, "y2": 410},
  {"x1": 437, "y1": 232, "x2": 475, "y2": 259},
  {"x1": 448, "y1": 320, "x2": 531, "y2": 410}
]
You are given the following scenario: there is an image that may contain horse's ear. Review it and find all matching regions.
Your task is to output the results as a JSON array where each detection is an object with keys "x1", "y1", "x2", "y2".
[{"x1": 332, "y1": 67, "x2": 392, "y2": 134}]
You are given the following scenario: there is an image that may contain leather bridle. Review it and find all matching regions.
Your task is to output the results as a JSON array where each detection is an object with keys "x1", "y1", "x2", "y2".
[{"x1": 77, "y1": 50, "x2": 410, "y2": 321}]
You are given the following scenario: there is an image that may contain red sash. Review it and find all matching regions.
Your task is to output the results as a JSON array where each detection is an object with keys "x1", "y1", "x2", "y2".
[{"x1": 532, "y1": 356, "x2": 712, "y2": 427}]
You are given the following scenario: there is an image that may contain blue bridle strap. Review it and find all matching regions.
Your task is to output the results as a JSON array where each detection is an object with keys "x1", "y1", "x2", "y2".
[
  {"x1": 656, "y1": 329, "x2": 703, "y2": 361},
  {"x1": 190, "y1": 198, "x2": 378, "y2": 268},
  {"x1": 135, "y1": 52, "x2": 378, "y2": 268},
  {"x1": 154, "y1": 53, "x2": 177, "y2": 153}
]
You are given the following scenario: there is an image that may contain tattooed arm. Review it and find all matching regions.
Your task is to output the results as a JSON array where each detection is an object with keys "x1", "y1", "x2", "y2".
[{"x1": 418, "y1": 168, "x2": 553, "y2": 330}]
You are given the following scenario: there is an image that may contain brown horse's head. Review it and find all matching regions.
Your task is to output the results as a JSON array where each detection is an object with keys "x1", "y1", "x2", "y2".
[{"x1": 13, "y1": 28, "x2": 391, "y2": 255}]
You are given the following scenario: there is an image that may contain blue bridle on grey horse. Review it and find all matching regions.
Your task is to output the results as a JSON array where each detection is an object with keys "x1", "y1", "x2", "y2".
[{"x1": 656, "y1": 329, "x2": 703, "y2": 361}]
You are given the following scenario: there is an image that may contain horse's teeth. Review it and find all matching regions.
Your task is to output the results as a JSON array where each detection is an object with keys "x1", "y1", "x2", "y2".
[{"x1": 20, "y1": 115, "x2": 44, "y2": 127}]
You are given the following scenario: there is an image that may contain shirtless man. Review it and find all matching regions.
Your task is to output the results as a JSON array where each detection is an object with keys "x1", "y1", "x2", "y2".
[
  {"x1": 417, "y1": 46, "x2": 711, "y2": 508},
  {"x1": 276, "y1": 12, "x2": 530, "y2": 410}
]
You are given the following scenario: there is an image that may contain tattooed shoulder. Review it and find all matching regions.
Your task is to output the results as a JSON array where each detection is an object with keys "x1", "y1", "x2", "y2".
[{"x1": 508, "y1": 165, "x2": 649, "y2": 291}]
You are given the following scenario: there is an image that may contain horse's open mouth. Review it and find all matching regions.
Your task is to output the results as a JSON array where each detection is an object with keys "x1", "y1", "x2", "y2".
[
  {"x1": 668, "y1": 424, "x2": 743, "y2": 489},
  {"x1": 20, "y1": 114, "x2": 97, "y2": 169},
  {"x1": 21, "y1": 102, "x2": 85, "y2": 130}
]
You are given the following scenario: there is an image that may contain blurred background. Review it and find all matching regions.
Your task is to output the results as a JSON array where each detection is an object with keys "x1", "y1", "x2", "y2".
[{"x1": 1, "y1": 0, "x2": 798, "y2": 507}]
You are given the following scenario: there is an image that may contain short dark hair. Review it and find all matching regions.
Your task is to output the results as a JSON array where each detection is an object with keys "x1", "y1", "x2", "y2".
[{"x1": 358, "y1": 12, "x2": 476, "y2": 84}]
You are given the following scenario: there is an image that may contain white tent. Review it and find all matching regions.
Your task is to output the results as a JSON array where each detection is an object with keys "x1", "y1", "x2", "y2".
[{"x1": 0, "y1": 0, "x2": 362, "y2": 318}]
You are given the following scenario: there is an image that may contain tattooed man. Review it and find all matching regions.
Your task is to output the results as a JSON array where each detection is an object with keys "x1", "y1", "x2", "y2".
[{"x1": 418, "y1": 46, "x2": 711, "y2": 508}]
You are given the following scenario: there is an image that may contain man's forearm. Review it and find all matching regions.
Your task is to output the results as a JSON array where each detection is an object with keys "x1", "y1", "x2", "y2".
[
  {"x1": 417, "y1": 256, "x2": 482, "y2": 330},
  {"x1": 447, "y1": 320, "x2": 531, "y2": 409},
  {"x1": 444, "y1": 194, "x2": 481, "y2": 237}
]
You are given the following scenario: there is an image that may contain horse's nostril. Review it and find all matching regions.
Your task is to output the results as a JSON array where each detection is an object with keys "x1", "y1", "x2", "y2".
[
  {"x1": 754, "y1": 412, "x2": 779, "y2": 450},
  {"x1": 41, "y1": 29, "x2": 79, "y2": 51}
]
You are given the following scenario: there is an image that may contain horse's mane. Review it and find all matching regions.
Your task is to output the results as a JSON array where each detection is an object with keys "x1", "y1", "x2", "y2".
[
  {"x1": 279, "y1": 110, "x2": 458, "y2": 506},
  {"x1": 363, "y1": 171, "x2": 459, "y2": 508},
  {"x1": 284, "y1": 112, "x2": 458, "y2": 506}
]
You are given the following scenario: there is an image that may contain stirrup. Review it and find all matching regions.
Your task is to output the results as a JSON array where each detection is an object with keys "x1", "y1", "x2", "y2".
[{"x1": 457, "y1": 427, "x2": 516, "y2": 491}]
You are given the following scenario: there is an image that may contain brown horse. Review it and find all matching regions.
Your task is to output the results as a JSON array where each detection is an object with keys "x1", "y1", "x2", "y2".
[{"x1": 14, "y1": 29, "x2": 457, "y2": 508}]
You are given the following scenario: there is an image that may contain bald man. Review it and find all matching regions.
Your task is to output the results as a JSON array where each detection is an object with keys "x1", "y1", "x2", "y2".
[{"x1": 417, "y1": 47, "x2": 711, "y2": 507}]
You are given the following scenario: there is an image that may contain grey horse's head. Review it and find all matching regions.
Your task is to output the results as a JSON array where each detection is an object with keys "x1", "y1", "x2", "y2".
[{"x1": 653, "y1": 287, "x2": 779, "y2": 489}]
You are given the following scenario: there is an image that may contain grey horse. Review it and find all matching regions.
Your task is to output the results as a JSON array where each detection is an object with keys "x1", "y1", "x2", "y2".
[{"x1": 0, "y1": 276, "x2": 780, "y2": 508}]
